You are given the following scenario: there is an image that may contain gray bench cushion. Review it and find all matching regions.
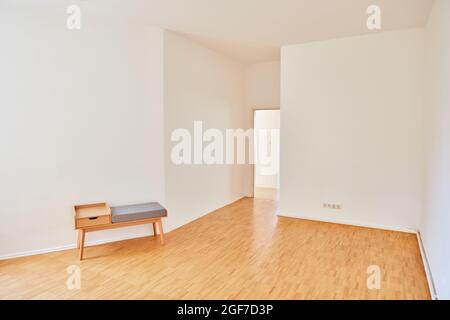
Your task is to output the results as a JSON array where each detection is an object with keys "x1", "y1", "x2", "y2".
[{"x1": 111, "y1": 202, "x2": 167, "y2": 223}]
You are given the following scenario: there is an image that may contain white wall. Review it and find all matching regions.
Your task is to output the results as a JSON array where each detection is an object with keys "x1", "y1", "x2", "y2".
[
  {"x1": 280, "y1": 29, "x2": 425, "y2": 231},
  {"x1": 0, "y1": 6, "x2": 165, "y2": 258},
  {"x1": 244, "y1": 61, "x2": 280, "y2": 195},
  {"x1": 245, "y1": 61, "x2": 280, "y2": 110},
  {"x1": 0, "y1": 6, "x2": 248, "y2": 259},
  {"x1": 163, "y1": 31, "x2": 246, "y2": 231},
  {"x1": 422, "y1": 0, "x2": 450, "y2": 300},
  {"x1": 254, "y1": 110, "x2": 280, "y2": 189}
]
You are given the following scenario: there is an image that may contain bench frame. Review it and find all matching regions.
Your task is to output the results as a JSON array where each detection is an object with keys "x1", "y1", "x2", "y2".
[{"x1": 77, "y1": 217, "x2": 165, "y2": 260}]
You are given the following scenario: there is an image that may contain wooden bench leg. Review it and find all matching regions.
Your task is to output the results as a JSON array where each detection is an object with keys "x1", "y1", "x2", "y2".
[
  {"x1": 157, "y1": 219, "x2": 165, "y2": 245},
  {"x1": 77, "y1": 230, "x2": 81, "y2": 249},
  {"x1": 152, "y1": 222, "x2": 157, "y2": 238},
  {"x1": 79, "y1": 229, "x2": 85, "y2": 261}
]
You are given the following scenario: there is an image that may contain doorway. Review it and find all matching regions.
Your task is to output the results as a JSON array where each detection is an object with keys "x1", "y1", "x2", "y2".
[{"x1": 253, "y1": 109, "x2": 280, "y2": 201}]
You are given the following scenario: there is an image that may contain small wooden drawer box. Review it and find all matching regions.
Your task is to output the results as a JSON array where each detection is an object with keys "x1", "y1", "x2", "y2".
[{"x1": 74, "y1": 203, "x2": 112, "y2": 229}]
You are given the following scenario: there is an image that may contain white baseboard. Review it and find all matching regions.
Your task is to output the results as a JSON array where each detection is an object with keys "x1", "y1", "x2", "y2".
[
  {"x1": 277, "y1": 213, "x2": 418, "y2": 234},
  {"x1": 1, "y1": 201, "x2": 439, "y2": 300},
  {"x1": 0, "y1": 231, "x2": 152, "y2": 261},
  {"x1": 0, "y1": 244, "x2": 76, "y2": 261},
  {"x1": 416, "y1": 232, "x2": 438, "y2": 300},
  {"x1": 278, "y1": 213, "x2": 438, "y2": 299},
  {"x1": 0, "y1": 196, "x2": 247, "y2": 261}
]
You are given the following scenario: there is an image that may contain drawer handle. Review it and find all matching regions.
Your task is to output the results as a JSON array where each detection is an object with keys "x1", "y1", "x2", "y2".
[{"x1": 89, "y1": 217, "x2": 99, "y2": 220}]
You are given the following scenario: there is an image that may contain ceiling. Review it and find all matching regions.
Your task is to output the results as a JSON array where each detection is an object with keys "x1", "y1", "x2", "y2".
[{"x1": 3, "y1": 0, "x2": 434, "y2": 63}]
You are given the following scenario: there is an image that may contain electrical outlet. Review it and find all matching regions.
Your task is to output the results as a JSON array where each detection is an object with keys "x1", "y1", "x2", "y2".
[{"x1": 323, "y1": 203, "x2": 342, "y2": 210}]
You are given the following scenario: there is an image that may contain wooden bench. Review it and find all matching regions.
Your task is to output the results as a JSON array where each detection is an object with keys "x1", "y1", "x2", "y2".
[{"x1": 74, "y1": 202, "x2": 167, "y2": 260}]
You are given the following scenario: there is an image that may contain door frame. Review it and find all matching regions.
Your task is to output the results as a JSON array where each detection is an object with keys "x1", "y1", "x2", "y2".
[{"x1": 251, "y1": 107, "x2": 280, "y2": 198}]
